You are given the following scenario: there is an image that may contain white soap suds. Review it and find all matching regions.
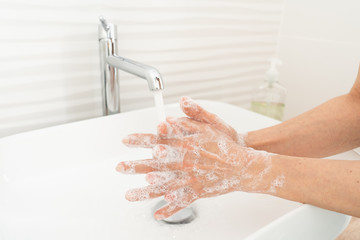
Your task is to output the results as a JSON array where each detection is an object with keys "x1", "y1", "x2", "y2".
[
  {"x1": 217, "y1": 137, "x2": 230, "y2": 155},
  {"x1": 203, "y1": 177, "x2": 241, "y2": 194},
  {"x1": 236, "y1": 132, "x2": 248, "y2": 147},
  {"x1": 124, "y1": 134, "x2": 156, "y2": 148},
  {"x1": 121, "y1": 161, "x2": 136, "y2": 174},
  {"x1": 147, "y1": 172, "x2": 177, "y2": 185},
  {"x1": 180, "y1": 97, "x2": 198, "y2": 112},
  {"x1": 126, "y1": 188, "x2": 150, "y2": 201},
  {"x1": 268, "y1": 175, "x2": 285, "y2": 193},
  {"x1": 205, "y1": 172, "x2": 219, "y2": 182},
  {"x1": 152, "y1": 144, "x2": 185, "y2": 164},
  {"x1": 165, "y1": 187, "x2": 198, "y2": 211}
]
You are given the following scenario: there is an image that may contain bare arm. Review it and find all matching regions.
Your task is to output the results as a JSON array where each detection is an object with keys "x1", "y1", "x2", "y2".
[
  {"x1": 174, "y1": 77, "x2": 360, "y2": 217},
  {"x1": 247, "y1": 66, "x2": 360, "y2": 158},
  {"x1": 267, "y1": 154, "x2": 360, "y2": 217}
]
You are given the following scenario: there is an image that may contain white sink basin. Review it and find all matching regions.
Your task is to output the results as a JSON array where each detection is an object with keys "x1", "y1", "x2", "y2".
[{"x1": 0, "y1": 100, "x2": 353, "y2": 240}]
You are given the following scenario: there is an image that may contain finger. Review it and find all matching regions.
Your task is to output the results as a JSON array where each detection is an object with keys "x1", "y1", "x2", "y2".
[
  {"x1": 158, "y1": 117, "x2": 210, "y2": 139},
  {"x1": 166, "y1": 117, "x2": 208, "y2": 135},
  {"x1": 157, "y1": 137, "x2": 195, "y2": 151},
  {"x1": 152, "y1": 144, "x2": 186, "y2": 162},
  {"x1": 154, "y1": 204, "x2": 187, "y2": 220},
  {"x1": 146, "y1": 171, "x2": 176, "y2": 184},
  {"x1": 125, "y1": 177, "x2": 190, "y2": 201},
  {"x1": 125, "y1": 184, "x2": 167, "y2": 201},
  {"x1": 180, "y1": 96, "x2": 220, "y2": 124},
  {"x1": 154, "y1": 186, "x2": 198, "y2": 220},
  {"x1": 146, "y1": 171, "x2": 189, "y2": 185},
  {"x1": 152, "y1": 144, "x2": 168, "y2": 160},
  {"x1": 116, "y1": 159, "x2": 181, "y2": 174},
  {"x1": 157, "y1": 121, "x2": 184, "y2": 138},
  {"x1": 122, "y1": 134, "x2": 158, "y2": 148},
  {"x1": 122, "y1": 133, "x2": 188, "y2": 149},
  {"x1": 180, "y1": 96, "x2": 238, "y2": 141}
]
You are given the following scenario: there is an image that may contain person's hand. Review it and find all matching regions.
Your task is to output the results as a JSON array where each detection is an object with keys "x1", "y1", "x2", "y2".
[
  {"x1": 117, "y1": 121, "x2": 272, "y2": 220},
  {"x1": 179, "y1": 96, "x2": 243, "y2": 144},
  {"x1": 121, "y1": 96, "x2": 247, "y2": 149}
]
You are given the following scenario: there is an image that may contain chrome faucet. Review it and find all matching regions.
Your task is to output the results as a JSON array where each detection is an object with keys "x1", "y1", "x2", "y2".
[{"x1": 98, "y1": 16, "x2": 164, "y2": 115}]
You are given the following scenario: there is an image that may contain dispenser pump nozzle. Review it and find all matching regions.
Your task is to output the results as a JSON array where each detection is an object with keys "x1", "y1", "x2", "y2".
[{"x1": 266, "y1": 58, "x2": 282, "y2": 82}]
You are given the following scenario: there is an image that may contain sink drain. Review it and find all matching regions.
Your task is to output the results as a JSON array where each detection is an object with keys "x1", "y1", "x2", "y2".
[{"x1": 153, "y1": 200, "x2": 196, "y2": 224}]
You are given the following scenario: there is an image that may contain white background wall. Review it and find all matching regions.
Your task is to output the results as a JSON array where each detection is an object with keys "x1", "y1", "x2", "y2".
[
  {"x1": 278, "y1": 0, "x2": 360, "y2": 119},
  {"x1": 0, "y1": 0, "x2": 284, "y2": 137}
]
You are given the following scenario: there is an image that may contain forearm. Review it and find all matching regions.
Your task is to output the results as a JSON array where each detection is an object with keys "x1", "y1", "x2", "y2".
[
  {"x1": 263, "y1": 154, "x2": 360, "y2": 217},
  {"x1": 246, "y1": 93, "x2": 360, "y2": 157}
]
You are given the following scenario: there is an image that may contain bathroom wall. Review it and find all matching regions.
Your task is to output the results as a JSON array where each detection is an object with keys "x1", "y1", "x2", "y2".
[
  {"x1": 278, "y1": 0, "x2": 360, "y2": 119},
  {"x1": 0, "y1": 0, "x2": 284, "y2": 137}
]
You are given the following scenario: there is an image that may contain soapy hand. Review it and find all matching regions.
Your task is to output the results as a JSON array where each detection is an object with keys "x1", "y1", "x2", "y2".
[
  {"x1": 117, "y1": 98, "x2": 274, "y2": 220},
  {"x1": 121, "y1": 96, "x2": 248, "y2": 148},
  {"x1": 179, "y1": 96, "x2": 244, "y2": 144},
  {"x1": 118, "y1": 126, "x2": 272, "y2": 220}
]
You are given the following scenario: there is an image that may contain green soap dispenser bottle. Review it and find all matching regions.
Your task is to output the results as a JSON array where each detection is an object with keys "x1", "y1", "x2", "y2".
[{"x1": 251, "y1": 58, "x2": 286, "y2": 121}]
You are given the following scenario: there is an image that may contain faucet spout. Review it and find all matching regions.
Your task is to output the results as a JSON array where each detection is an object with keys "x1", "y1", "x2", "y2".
[
  {"x1": 98, "y1": 16, "x2": 165, "y2": 115},
  {"x1": 106, "y1": 56, "x2": 164, "y2": 91}
]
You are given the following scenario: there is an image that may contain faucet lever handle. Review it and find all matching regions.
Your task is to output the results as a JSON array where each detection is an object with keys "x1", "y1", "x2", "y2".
[
  {"x1": 99, "y1": 16, "x2": 110, "y2": 31},
  {"x1": 98, "y1": 16, "x2": 117, "y2": 40}
]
